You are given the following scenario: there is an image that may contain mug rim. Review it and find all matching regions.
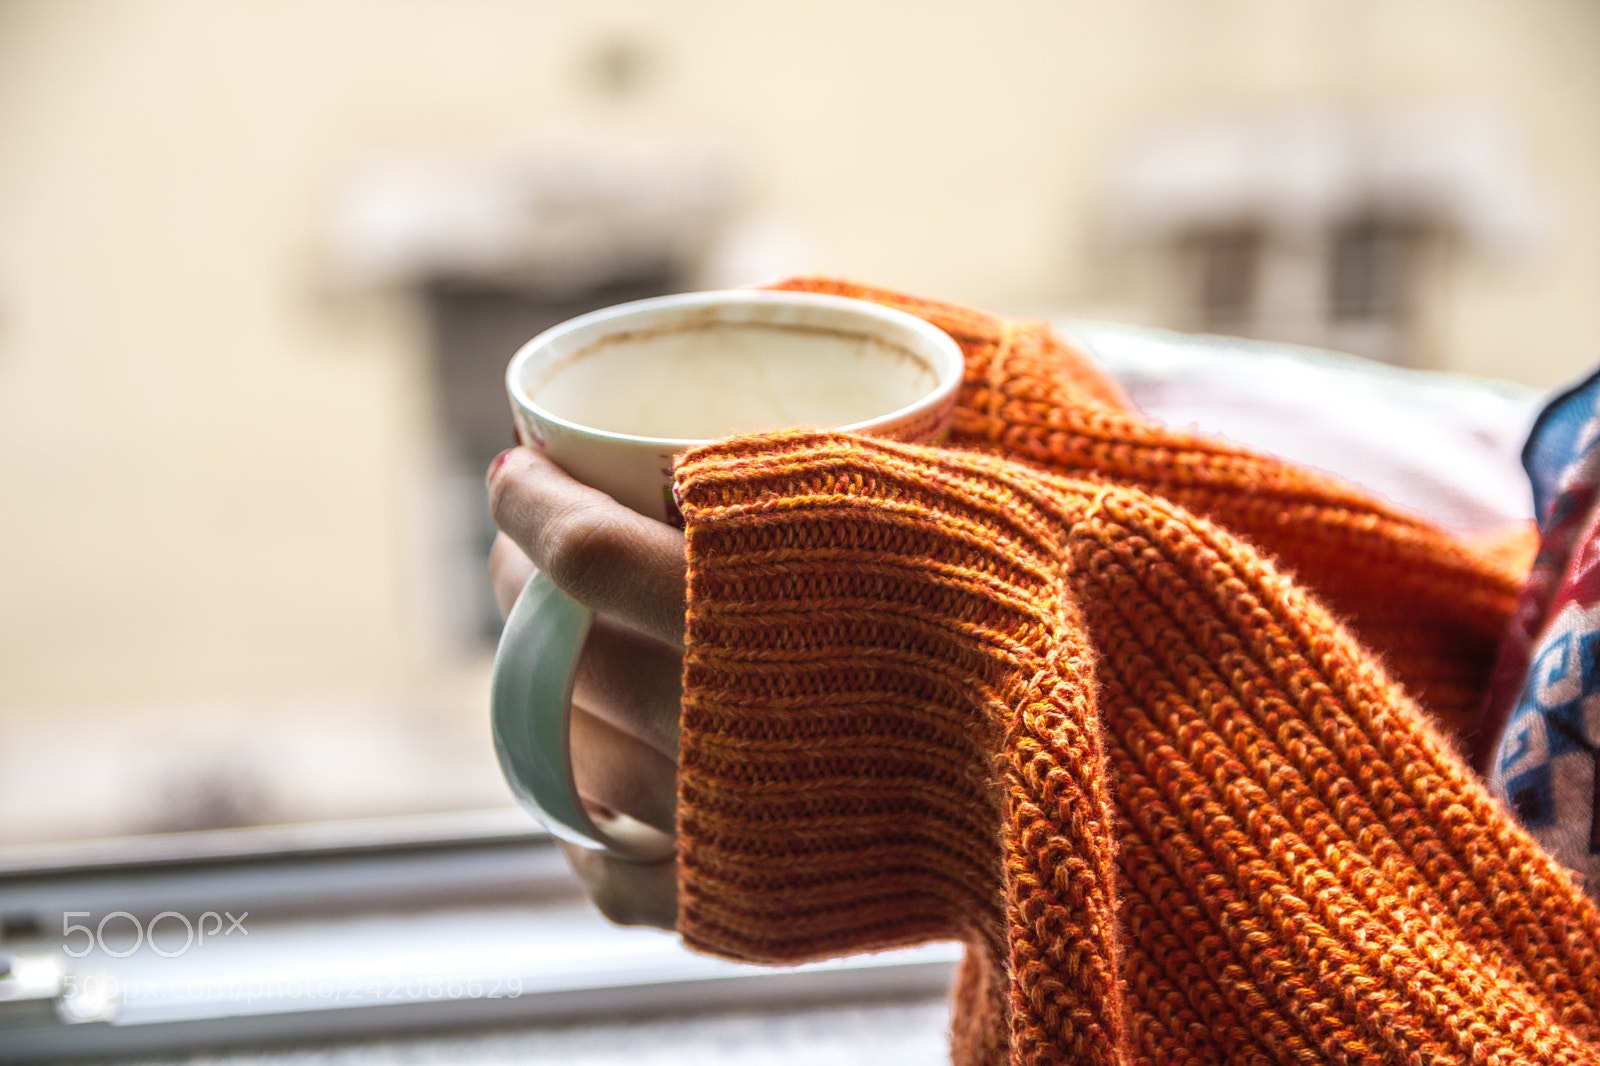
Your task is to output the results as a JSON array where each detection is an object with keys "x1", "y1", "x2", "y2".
[{"x1": 504, "y1": 289, "x2": 965, "y2": 448}]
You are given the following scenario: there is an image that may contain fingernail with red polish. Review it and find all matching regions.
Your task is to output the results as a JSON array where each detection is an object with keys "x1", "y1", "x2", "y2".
[{"x1": 488, "y1": 449, "x2": 512, "y2": 481}]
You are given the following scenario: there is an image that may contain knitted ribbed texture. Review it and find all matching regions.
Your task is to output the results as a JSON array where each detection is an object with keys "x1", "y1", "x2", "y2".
[
  {"x1": 766, "y1": 278, "x2": 1526, "y2": 743},
  {"x1": 672, "y1": 282, "x2": 1598, "y2": 1065}
]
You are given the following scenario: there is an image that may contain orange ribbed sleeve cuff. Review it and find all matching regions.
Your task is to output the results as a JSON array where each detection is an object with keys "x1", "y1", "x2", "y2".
[
  {"x1": 673, "y1": 433, "x2": 1108, "y2": 1065},
  {"x1": 672, "y1": 434, "x2": 1031, "y2": 963}
]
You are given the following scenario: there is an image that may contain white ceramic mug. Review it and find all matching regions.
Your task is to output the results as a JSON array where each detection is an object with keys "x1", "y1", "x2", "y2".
[{"x1": 492, "y1": 289, "x2": 965, "y2": 859}]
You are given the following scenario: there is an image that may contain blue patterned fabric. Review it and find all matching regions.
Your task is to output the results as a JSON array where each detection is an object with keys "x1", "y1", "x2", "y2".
[{"x1": 1487, "y1": 368, "x2": 1600, "y2": 898}]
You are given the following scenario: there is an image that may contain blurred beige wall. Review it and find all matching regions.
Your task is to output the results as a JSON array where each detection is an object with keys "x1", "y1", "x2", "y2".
[{"x1": 1, "y1": 0, "x2": 1596, "y2": 722}]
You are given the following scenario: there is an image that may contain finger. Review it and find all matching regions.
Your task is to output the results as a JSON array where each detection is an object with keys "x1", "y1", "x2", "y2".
[
  {"x1": 494, "y1": 532, "x2": 683, "y2": 755},
  {"x1": 570, "y1": 704, "x2": 677, "y2": 835},
  {"x1": 488, "y1": 533, "x2": 535, "y2": 619},
  {"x1": 558, "y1": 840, "x2": 677, "y2": 930},
  {"x1": 573, "y1": 615, "x2": 683, "y2": 756},
  {"x1": 488, "y1": 448, "x2": 687, "y2": 648}
]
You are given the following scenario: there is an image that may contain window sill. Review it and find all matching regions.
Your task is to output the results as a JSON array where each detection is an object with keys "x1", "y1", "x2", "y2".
[{"x1": 0, "y1": 812, "x2": 959, "y2": 1062}]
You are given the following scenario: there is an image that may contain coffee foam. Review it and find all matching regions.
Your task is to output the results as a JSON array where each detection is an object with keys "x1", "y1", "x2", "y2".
[{"x1": 530, "y1": 321, "x2": 937, "y2": 440}]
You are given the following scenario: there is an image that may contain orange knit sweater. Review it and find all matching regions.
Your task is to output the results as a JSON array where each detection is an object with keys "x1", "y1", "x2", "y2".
[{"x1": 670, "y1": 280, "x2": 1600, "y2": 1065}]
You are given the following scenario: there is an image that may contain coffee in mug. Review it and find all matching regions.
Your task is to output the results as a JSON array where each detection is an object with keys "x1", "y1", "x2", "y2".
[
  {"x1": 529, "y1": 320, "x2": 941, "y2": 441},
  {"x1": 504, "y1": 290, "x2": 964, "y2": 524}
]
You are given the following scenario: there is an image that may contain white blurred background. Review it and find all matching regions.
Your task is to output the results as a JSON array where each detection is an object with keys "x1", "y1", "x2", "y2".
[{"x1": 1, "y1": 0, "x2": 1596, "y2": 844}]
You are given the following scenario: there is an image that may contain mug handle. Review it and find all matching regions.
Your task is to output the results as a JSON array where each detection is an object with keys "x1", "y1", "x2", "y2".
[{"x1": 490, "y1": 571, "x2": 676, "y2": 861}]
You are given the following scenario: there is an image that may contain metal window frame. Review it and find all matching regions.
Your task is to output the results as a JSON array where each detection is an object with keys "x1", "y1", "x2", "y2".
[{"x1": 0, "y1": 811, "x2": 958, "y2": 1062}]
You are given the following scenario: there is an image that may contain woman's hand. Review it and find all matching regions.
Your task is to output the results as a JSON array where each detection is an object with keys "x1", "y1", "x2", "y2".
[{"x1": 487, "y1": 446, "x2": 687, "y2": 930}]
